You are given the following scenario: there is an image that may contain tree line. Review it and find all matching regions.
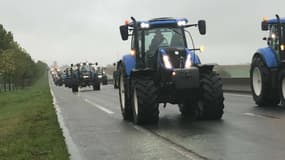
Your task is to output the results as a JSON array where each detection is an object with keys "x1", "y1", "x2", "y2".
[{"x1": 0, "y1": 24, "x2": 47, "y2": 92}]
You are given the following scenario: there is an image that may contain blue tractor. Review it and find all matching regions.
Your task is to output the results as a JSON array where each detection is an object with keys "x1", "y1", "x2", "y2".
[
  {"x1": 63, "y1": 67, "x2": 72, "y2": 88},
  {"x1": 250, "y1": 14, "x2": 285, "y2": 106},
  {"x1": 70, "y1": 62, "x2": 100, "y2": 92},
  {"x1": 118, "y1": 17, "x2": 224, "y2": 124}
]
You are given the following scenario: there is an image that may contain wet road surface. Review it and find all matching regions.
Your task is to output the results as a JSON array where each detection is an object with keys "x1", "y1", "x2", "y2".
[{"x1": 50, "y1": 82, "x2": 285, "y2": 160}]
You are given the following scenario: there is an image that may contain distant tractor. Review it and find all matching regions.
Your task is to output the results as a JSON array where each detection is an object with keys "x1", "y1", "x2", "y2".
[
  {"x1": 53, "y1": 70, "x2": 64, "y2": 86},
  {"x1": 118, "y1": 17, "x2": 224, "y2": 124},
  {"x1": 96, "y1": 67, "x2": 108, "y2": 85},
  {"x1": 71, "y1": 63, "x2": 100, "y2": 92},
  {"x1": 250, "y1": 14, "x2": 285, "y2": 106},
  {"x1": 63, "y1": 67, "x2": 72, "y2": 88}
]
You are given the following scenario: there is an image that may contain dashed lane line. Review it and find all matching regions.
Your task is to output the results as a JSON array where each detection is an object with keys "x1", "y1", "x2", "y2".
[
  {"x1": 243, "y1": 112, "x2": 265, "y2": 118},
  {"x1": 243, "y1": 112, "x2": 280, "y2": 119},
  {"x1": 224, "y1": 93, "x2": 252, "y2": 98},
  {"x1": 84, "y1": 98, "x2": 115, "y2": 114}
]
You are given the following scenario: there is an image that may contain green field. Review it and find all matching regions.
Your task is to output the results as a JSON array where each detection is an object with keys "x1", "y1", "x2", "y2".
[
  {"x1": 0, "y1": 73, "x2": 69, "y2": 160},
  {"x1": 214, "y1": 65, "x2": 250, "y2": 78}
]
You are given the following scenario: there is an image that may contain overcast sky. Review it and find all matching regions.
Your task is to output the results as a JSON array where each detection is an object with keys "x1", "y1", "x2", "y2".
[{"x1": 0, "y1": 0, "x2": 285, "y2": 66}]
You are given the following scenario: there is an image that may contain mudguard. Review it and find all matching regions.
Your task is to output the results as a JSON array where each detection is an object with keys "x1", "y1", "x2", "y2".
[
  {"x1": 197, "y1": 64, "x2": 214, "y2": 72},
  {"x1": 255, "y1": 47, "x2": 278, "y2": 68},
  {"x1": 185, "y1": 49, "x2": 201, "y2": 65},
  {"x1": 122, "y1": 54, "x2": 136, "y2": 76}
]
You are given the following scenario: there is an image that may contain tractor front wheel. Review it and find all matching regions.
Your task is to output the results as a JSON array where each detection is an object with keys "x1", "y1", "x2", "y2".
[
  {"x1": 72, "y1": 84, "x2": 79, "y2": 92},
  {"x1": 131, "y1": 78, "x2": 159, "y2": 124},
  {"x1": 250, "y1": 56, "x2": 279, "y2": 106},
  {"x1": 93, "y1": 81, "x2": 100, "y2": 91},
  {"x1": 118, "y1": 65, "x2": 133, "y2": 121},
  {"x1": 197, "y1": 71, "x2": 224, "y2": 120}
]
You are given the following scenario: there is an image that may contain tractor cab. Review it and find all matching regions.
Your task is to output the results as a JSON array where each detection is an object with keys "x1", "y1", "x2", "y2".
[
  {"x1": 250, "y1": 14, "x2": 285, "y2": 107},
  {"x1": 262, "y1": 15, "x2": 285, "y2": 62},
  {"x1": 120, "y1": 17, "x2": 206, "y2": 70}
]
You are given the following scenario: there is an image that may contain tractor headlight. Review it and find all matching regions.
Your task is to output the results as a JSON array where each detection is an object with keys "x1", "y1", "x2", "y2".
[
  {"x1": 281, "y1": 44, "x2": 285, "y2": 51},
  {"x1": 130, "y1": 49, "x2": 136, "y2": 56},
  {"x1": 83, "y1": 75, "x2": 89, "y2": 79},
  {"x1": 177, "y1": 20, "x2": 186, "y2": 26},
  {"x1": 163, "y1": 55, "x2": 172, "y2": 69},
  {"x1": 98, "y1": 75, "x2": 103, "y2": 78},
  {"x1": 271, "y1": 33, "x2": 276, "y2": 39},
  {"x1": 185, "y1": 54, "x2": 192, "y2": 69},
  {"x1": 140, "y1": 22, "x2": 150, "y2": 28}
]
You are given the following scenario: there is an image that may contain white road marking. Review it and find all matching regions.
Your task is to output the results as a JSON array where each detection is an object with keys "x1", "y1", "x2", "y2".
[
  {"x1": 84, "y1": 98, "x2": 114, "y2": 114},
  {"x1": 224, "y1": 93, "x2": 252, "y2": 98},
  {"x1": 50, "y1": 85, "x2": 84, "y2": 160},
  {"x1": 243, "y1": 112, "x2": 264, "y2": 118}
]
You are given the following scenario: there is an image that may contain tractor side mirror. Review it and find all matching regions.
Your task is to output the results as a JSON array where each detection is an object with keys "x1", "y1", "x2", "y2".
[
  {"x1": 95, "y1": 62, "x2": 98, "y2": 66},
  {"x1": 261, "y1": 21, "x2": 269, "y2": 31},
  {"x1": 113, "y1": 63, "x2": 116, "y2": 66},
  {"x1": 120, "y1": 25, "x2": 129, "y2": 40},
  {"x1": 198, "y1": 20, "x2": 206, "y2": 35}
]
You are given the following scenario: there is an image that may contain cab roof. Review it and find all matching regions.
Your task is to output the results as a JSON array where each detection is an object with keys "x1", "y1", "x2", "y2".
[
  {"x1": 129, "y1": 17, "x2": 188, "y2": 28},
  {"x1": 267, "y1": 17, "x2": 285, "y2": 24}
]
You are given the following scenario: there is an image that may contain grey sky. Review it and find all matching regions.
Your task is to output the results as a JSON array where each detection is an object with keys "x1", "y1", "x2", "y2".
[{"x1": 0, "y1": 0, "x2": 285, "y2": 66}]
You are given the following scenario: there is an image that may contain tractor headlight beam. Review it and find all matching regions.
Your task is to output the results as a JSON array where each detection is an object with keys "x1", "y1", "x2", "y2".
[
  {"x1": 163, "y1": 55, "x2": 172, "y2": 69},
  {"x1": 185, "y1": 54, "x2": 192, "y2": 69}
]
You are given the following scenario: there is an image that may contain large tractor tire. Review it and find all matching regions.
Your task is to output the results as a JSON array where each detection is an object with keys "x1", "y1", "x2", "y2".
[
  {"x1": 250, "y1": 56, "x2": 279, "y2": 106},
  {"x1": 131, "y1": 78, "x2": 159, "y2": 124},
  {"x1": 195, "y1": 71, "x2": 224, "y2": 120},
  {"x1": 118, "y1": 65, "x2": 133, "y2": 121},
  {"x1": 102, "y1": 79, "x2": 108, "y2": 85},
  {"x1": 113, "y1": 72, "x2": 119, "y2": 89},
  {"x1": 93, "y1": 81, "x2": 100, "y2": 91},
  {"x1": 114, "y1": 78, "x2": 119, "y2": 89},
  {"x1": 72, "y1": 84, "x2": 79, "y2": 92},
  {"x1": 279, "y1": 69, "x2": 285, "y2": 107}
]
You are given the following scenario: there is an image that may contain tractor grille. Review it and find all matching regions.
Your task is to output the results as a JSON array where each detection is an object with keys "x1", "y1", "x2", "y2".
[{"x1": 164, "y1": 48, "x2": 186, "y2": 68}]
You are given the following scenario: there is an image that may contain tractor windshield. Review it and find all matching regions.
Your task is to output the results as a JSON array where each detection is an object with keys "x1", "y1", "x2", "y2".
[
  {"x1": 144, "y1": 28, "x2": 186, "y2": 56},
  {"x1": 80, "y1": 65, "x2": 91, "y2": 72}
]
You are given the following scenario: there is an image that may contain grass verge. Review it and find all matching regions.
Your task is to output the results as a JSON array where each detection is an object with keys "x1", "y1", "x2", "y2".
[{"x1": 0, "y1": 73, "x2": 69, "y2": 160}]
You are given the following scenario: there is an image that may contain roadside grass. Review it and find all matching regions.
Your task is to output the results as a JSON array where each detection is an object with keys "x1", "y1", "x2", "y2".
[{"x1": 0, "y1": 73, "x2": 69, "y2": 160}]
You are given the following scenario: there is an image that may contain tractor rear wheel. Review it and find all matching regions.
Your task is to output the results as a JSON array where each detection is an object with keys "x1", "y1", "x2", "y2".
[
  {"x1": 118, "y1": 65, "x2": 133, "y2": 121},
  {"x1": 132, "y1": 78, "x2": 159, "y2": 124},
  {"x1": 250, "y1": 56, "x2": 279, "y2": 106},
  {"x1": 197, "y1": 71, "x2": 224, "y2": 120}
]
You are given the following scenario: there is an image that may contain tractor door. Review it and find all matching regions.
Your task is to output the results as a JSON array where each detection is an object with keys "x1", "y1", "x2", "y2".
[
  {"x1": 268, "y1": 25, "x2": 280, "y2": 57},
  {"x1": 268, "y1": 24, "x2": 285, "y2": 62},
  {"x1": 280, "y1": 25, "x2": 285, "y2": 62}
]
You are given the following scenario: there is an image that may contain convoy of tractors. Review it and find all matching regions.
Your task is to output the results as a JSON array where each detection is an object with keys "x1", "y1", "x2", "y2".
[
  {"x1": 51, "y1": 14, "x2": 285, "y2": 125},
  {"x1": 51, "y1": 63, "x2": 108, "y2": 92}
]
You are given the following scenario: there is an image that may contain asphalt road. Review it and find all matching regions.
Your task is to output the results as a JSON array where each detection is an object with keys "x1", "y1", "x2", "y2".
[{"x1": 50, "y1": 81, "x2": 285, "y2": 160}]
